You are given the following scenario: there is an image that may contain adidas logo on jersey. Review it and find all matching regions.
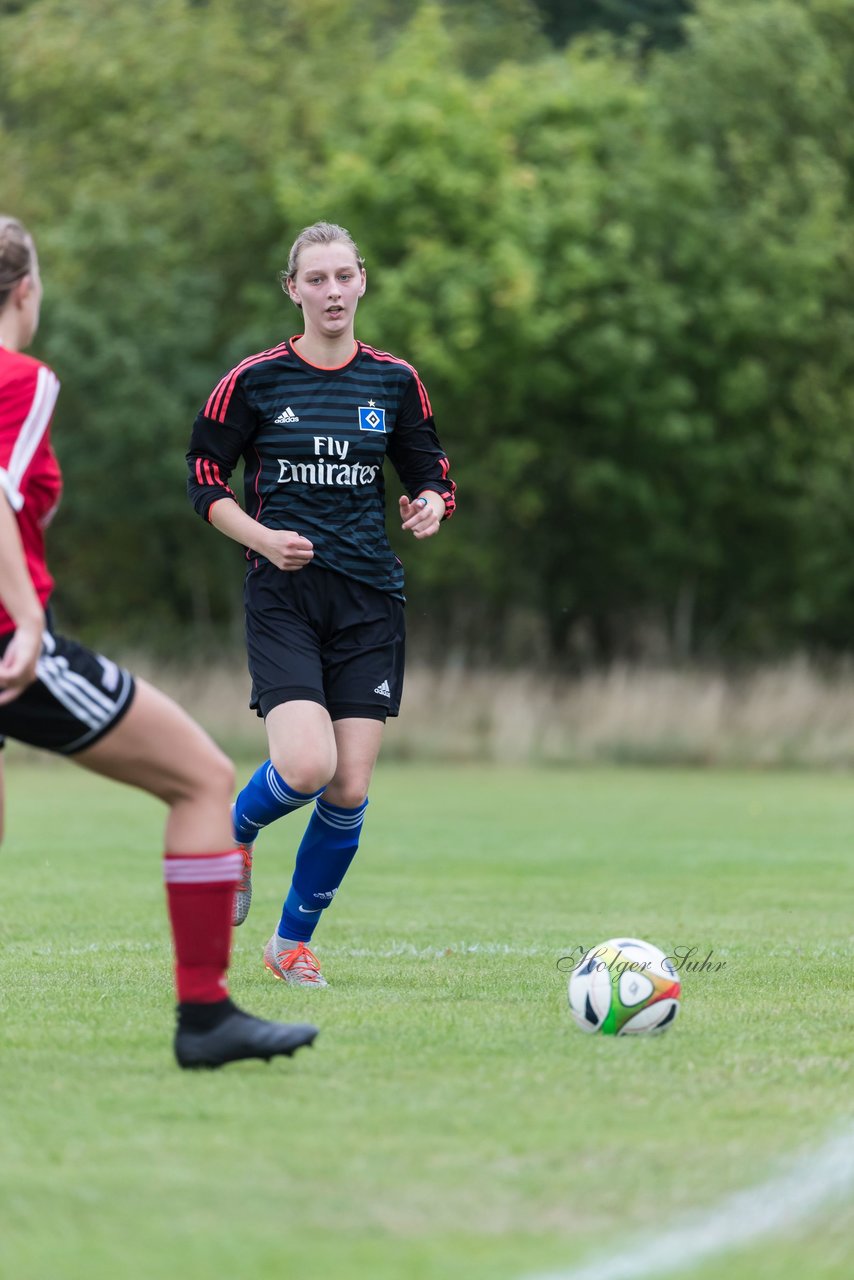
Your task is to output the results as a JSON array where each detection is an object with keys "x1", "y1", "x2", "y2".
[
  {"x1": 374, "y1": 680, "x2": 391, "y2": 698},
  {"x1": 274, "y1": 406, "x2": 300, "y2": 424}
]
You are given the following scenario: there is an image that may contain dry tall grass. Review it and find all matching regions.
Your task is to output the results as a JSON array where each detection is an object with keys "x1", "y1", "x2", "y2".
[{"x1": 116, "y1": 656, "x2": 854, "y2": 769}]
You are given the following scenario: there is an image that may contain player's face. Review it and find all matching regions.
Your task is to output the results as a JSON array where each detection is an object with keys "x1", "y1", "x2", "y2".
[{"x1": 288, "y1": 242, "x2": 366, "y2": 340}]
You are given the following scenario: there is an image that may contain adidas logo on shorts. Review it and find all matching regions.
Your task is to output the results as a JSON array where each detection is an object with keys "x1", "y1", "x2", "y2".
[
  {"x1": 374, "y1": 680, "x2": 391, "y2": 698},
  {"x1": 274, "y1": 406, "x2": 300, "y2": 424}
]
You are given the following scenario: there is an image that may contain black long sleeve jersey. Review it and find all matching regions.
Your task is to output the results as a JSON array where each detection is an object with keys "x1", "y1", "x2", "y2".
[{"x1": 187, "y1": 338, "x2": 456, "y2": 598}]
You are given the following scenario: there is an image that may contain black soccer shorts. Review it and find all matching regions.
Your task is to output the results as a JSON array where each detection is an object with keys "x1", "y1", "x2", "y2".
[
  {"x1": 243, "y1": 561, "x2": 405, "y2": 722},
  {"x1": 0, "y1": 626, "x2": 136, "y2": 755}
]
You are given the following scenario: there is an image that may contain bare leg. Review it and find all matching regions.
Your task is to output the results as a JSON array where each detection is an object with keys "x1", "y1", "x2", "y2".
[
  {"x1": 73, "y1": 677, "x2": 234, "y2": 852},
  {"x1": 250, "y1": 704, "x2": 383, "y2": 807},
  {"x1": 264, "y1": 699, "x2": 338, "y2": 794},
  {"x1": 324, "y1": 717, "x2": 385, "y2": 806},
  {"x1": 69, "y1": 677, "x2": 318, "y2": 1064}
]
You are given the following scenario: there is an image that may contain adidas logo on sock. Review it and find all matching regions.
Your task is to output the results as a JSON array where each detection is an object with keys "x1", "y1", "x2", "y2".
[
  {"x1": 274, "y1": 406, "x2": 300, "y2": 424},
  {"x1": 374, "y1": 680, "x2": 391, "y2": 698}
]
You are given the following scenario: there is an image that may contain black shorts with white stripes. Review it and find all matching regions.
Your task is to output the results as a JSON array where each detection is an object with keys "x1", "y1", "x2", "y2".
[{"x1": 0, "y1": 624, "x2": 136, "y2": 755}]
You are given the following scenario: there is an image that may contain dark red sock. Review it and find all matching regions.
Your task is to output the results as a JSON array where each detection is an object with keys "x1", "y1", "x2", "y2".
[{"x1": 163, "y1": 850, "x2": 242, "y2": 1003}]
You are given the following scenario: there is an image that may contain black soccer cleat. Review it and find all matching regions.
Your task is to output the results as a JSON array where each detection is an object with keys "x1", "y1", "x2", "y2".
[{"x1": 175, "y1": 1007, "x2": 319, "y2": 1069}]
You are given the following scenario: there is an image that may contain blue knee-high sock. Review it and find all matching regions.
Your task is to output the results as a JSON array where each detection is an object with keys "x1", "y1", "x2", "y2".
[
  {"x1": 278, "y1": 797, "x2": 369, "y2": 942},
  {"x1": 232, "y1": 761, "x2": 323, "y2": 844}
]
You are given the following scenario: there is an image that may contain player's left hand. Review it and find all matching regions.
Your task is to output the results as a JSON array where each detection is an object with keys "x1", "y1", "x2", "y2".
[
  {"x1": 400, "y1": 494, "x2": 441, "y2": 540},
  {"x1": 0, "y1": 623, "x2": 42, "y2": 706}
]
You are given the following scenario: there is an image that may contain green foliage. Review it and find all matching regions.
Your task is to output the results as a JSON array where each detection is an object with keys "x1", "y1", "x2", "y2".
[
  {"x1": 533, "y1": 0, "x2": 693, "y2": 50},
  {"x1": 1, "y1": 0, "x2": 853, "y2": 660}
]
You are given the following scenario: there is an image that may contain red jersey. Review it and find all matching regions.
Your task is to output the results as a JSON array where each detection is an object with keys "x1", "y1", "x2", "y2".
[{"x1": 0, "y1": 346, "x2": 62, "y2": 636}]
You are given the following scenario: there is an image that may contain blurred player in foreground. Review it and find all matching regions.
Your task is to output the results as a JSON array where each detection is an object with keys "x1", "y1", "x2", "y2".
[
  {"x1": 187, "y1": 221, "x2": 455, "y2": 986},
  {"x1": 0, "y1": 214, "x2": 318, "y2": 1068}
]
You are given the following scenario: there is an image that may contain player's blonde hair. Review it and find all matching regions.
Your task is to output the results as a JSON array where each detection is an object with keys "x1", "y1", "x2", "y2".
[
  {"x1": 0, "y1": 216, "x2": 34, "y2": 310},
  {"x1": 280, "y1": 221, "x2": 364, "y2": 307}
]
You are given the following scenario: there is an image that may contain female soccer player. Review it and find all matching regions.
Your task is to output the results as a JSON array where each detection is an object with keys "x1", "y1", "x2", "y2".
[
  {"x1": 0, "y1": 214, "x2": 318, "y2": 1068},
  {"x1": 187, "y1": 221, "x2": 455, "y2": 986}
]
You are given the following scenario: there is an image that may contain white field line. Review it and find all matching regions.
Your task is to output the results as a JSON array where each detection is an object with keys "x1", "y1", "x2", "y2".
[
  {"x1": 3, "y1": 939, "x2": 551, "y2": 959},
  {"x1": 10, "y1": 939, "x2": 850, "y2": 963},
  {"x1": 523, "y1": 1122, "x2": 854, "y2": 1280},
  {"x1": 329, "y1": 941, "x2": 551, "y2": 959}
]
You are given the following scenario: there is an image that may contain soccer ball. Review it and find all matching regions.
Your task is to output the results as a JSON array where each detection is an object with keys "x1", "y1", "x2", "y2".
[{"x1": 567, "y1": 937, "x2": 680, "y2": 1035}]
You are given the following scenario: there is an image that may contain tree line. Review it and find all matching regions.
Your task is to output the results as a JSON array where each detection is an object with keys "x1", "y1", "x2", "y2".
[{"x1": 2, "y1": 0, "x2": 852, "y2": 664}]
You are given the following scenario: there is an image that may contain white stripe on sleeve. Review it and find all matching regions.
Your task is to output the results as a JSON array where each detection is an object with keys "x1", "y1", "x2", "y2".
[{"x1": 6, "y1": 366, "x2": 60, "y2": 493}]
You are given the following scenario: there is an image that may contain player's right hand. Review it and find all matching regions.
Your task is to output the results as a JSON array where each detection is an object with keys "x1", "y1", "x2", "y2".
[{"x1": 260, "y1": 529, "x2": 314, "y2": 571}]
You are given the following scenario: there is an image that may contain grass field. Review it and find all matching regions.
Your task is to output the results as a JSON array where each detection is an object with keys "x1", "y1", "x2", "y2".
[{"x1": 0, "y1": 758, "x2": 852, "y2": 1280}]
